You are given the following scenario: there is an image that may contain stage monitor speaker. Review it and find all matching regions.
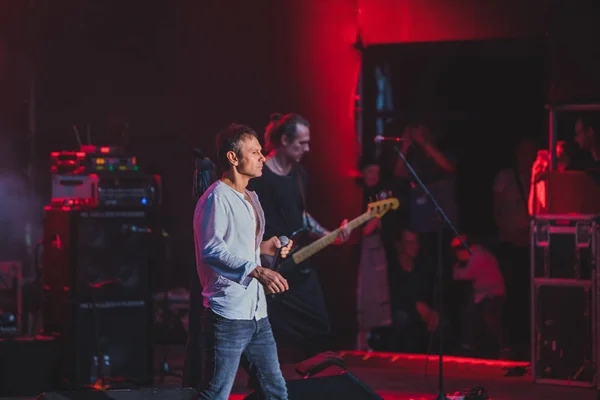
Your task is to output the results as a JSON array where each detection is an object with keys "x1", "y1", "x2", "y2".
[
  {"x1": 43, "y1": 299, "x2": 153, "y2": 388},
  {"x1": 37, "y1": 388, "x2": 197, "y2": 400},
  {"x1": 42, "y1": 208, "x2": 158, "y2": 301},
  {"x1": 244, "y1": 371, "x2": 383, "y2": 400}
]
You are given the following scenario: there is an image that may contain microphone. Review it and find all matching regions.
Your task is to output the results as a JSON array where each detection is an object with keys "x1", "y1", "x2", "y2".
[
  {"x1": 271, "y1": 236, "x2": 290, "y2": 271},
  {"x1": 267, "y1": 235, "x2": 290, "y2": 300},
  {"x1": 374, "y1": 136, "x2": 405, "y2": 144}
]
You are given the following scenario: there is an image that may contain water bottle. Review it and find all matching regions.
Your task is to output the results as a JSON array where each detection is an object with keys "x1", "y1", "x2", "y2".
[
  {"x1": 102, "y1": 354, "x2": 111, "y2": 379},
  {"x1": 90, "y1": 356, "x2": 99, "y2": 384}
]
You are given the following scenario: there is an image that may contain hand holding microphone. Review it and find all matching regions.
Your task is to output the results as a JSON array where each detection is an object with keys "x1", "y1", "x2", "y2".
[
  {"x1": 531, "y1": 150, "x2": 549, "y2": 183},
  {"x1": 272, "y1": 235, "x2": 291, "y2": 268},
  {"x1": 267, "y1": 236, "x2": 291, "y2": 295},
  {"x1": 253, "y1": 236, "x2": 293, "y2": 295}
]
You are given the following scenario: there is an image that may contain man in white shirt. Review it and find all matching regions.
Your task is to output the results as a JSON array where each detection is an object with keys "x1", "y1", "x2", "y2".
[{"x1": 194, "y1": 123, "x2": 292, "y2": 399}]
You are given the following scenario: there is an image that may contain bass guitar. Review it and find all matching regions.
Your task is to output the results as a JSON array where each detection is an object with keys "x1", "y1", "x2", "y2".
[{"x1": 276, "y1": 197, "x2": 399, "y2": 275}]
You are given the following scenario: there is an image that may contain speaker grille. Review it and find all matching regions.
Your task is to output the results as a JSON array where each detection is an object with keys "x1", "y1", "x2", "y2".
[
  {"x1": 75, "y1": 214, "x2": 152, "y2": 299},
  {"x1": 42, "y1": 208, "x2": 156, "y2": 301}
]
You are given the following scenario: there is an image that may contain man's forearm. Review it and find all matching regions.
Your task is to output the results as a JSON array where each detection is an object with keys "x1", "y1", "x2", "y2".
[
  {"x1": 423, "y1": 143, "x2": 455, "y2": 172},
  {"x1": 248, "y1": 265, "x2": 265, "y2": 279},
  {"x1": 394, "y1": 141, "x2": 412, "y2": 177},
  {"x1": 304, "y1": 212, "x2": 329, "y2": 238}
]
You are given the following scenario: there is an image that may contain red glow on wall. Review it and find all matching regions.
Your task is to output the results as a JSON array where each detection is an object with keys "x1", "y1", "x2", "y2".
[
  {"x1": 286, "y1": 0, "x2": 363, "y2": 227},
  {"x1": 358, "y1": 0, "x2": 545, "y2": 45},
  {"x1": 282, "y1": 0, "x2": 547, "y2": 230}
]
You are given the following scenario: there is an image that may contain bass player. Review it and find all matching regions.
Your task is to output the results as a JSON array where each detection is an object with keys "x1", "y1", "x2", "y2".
[{"x1": 247, "y1": 113, "x2": 351, "y2": 363}]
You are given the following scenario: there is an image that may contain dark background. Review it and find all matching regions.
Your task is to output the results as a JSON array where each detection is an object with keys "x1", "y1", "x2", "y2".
[
  {"x1": 1, "y1": 0, "x2": 600, "y2": 349},
  {"x1": 362, "y1": 38, "x2": 548, "y2": 236}
]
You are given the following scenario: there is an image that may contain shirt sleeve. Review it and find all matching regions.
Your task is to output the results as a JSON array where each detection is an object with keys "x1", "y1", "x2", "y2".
[
  {"x1": 453, "y1": 250, "x2": 495, "y2": 281},
  {"x1": 195, "y1": 193, "x2": 258, "y2": 286}
]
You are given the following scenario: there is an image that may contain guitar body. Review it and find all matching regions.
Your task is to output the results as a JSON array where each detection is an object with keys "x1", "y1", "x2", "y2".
[
  {"x1": 265, "y1": 228, "x2": 309, "y2": 276},
  {"x1": 277, "y1": 253, "x2": 301, "y2": 276}
]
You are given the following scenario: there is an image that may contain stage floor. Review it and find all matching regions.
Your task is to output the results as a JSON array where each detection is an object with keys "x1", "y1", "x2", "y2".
[
  {"x1": 299, "y1": 351, "x2": 596, "y2": 400},
  {"x1": 2, "y1": 346, "x2": 596, "y2": 400},
  {"x1": 157, "y1": 347, "x2": 597, "y2": 400}
]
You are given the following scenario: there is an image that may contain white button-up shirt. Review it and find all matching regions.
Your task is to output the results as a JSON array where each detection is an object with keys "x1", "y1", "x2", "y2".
[{"x1": 194, "y1": 180, "x2": 267, "y2": 320}]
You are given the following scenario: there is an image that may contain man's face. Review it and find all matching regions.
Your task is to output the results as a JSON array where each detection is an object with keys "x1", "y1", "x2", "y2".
[
  {"x1": 282, "y1": 123, "x2": 310, "y2": 163},
  {"x1": 235, "y1": 135, "x2": 265, "y2": 178},
  {"x1": 397, "y1": 231, "x2": 420, "y2": 259},
  {"x1": 575, "y1": 118, "x2": 594, "y2": 150},
  {"x1": 556, "y1": 140, "x2": 570, "y2": 165},
  {"x1": 363, "y1": 164, "x2": 380, "y2": 188}
]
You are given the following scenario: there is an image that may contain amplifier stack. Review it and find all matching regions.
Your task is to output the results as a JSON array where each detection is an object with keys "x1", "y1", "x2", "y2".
[
  {"x1": 531, "y1": 214, "x2": 598, "y2": 388},
  {"x1": 532, "y1": 104, "x2": 600, "y2": 389},
  {"x1": 42, "y1": 145, "x2": 161, "y2": 389}
]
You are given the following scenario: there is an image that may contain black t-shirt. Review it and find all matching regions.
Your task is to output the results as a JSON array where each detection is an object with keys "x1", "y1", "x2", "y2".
[
  {"x1": 248, "y1": 164, "x2": 330, "y2": 349},
  {"x1": 403, "y1": 147, "x2": 458, "y2": 233},
  {"x1": 387, "y1": 255, "x2": 433, "y2": 316},
  {"x1": 248, "y1": 164, "x2": 308, "y2": 240}
]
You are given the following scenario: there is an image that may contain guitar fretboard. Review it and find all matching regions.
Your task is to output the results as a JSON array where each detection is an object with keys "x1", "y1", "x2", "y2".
[{"x1": 291, "y1": 211, "x2": 374, "y2": 264}]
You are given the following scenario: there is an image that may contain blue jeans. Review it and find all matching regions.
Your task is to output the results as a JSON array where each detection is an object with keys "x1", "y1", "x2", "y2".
[{"x1": 199, "y1": 310, "x2": 288, "y2": 400}]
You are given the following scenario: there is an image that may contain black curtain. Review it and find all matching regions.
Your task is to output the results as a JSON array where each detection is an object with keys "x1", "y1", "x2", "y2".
[{"x1": 360, "y1": 37, "x2": 548, "y2": 236}]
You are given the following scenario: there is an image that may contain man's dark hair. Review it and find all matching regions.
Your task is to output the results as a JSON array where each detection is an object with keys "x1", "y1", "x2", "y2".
[
  {"x1": 358, "y1": 153, "x2": 379, "y2": 171},
  {"x1": 577, "y1": 112, "x2": 600, "y2": 136},
  {"x1": 215, "y1": 123, "x2": 258, "y2": 170},
  {"x1": 264, "y1": 113, "x2": 310, "y2": 152}
]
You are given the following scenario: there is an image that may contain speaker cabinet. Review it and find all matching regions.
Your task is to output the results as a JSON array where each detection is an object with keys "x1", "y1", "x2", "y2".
[
  {"x1": 42, "y1": 207, "x2": 157, "y2": 388},
  {"x1": 532, "y1": 214, "x2": 596, "y2": 280},
  {"x1": 244, "y1": 371, "x2": 383, "y2": 400},
  {"x1": 42, "y1": 208, "x2": 157, "y2": 301},
  {"x1": 43, "y1": 299, "x2": 153, "y2": 388},
  {"x1": 533, "y1": 282, "x2": 595, "y2": 386}
]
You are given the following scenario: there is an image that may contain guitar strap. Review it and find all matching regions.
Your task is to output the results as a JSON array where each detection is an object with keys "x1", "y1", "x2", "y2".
[
  {"x1": 295, "y1": 169, "x2": 312, "y2": 232},
  {"x1": 269, "y1": 166, "x2": 308, "y2": 235},
  {"x1": 272, "y1": 168, "x2": 312, "y2": 276}
]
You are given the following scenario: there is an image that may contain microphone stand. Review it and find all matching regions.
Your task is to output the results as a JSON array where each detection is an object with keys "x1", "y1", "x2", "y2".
[{"x1": 392, "y1": 145, "x2": 470, "y2": 400}]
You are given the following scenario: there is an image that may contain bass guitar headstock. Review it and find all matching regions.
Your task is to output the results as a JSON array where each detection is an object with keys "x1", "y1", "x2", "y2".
[{"x1": 367, "y1": 196, "x2": 399, "y2": 219}]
